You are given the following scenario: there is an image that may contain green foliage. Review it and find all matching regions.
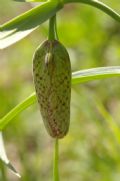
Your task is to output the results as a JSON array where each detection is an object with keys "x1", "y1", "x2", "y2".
[
  {"x1": 0, "y1": 1, "x2": 63, "y2": 48},
  {"x1": 0, "y1": 0, "x2": 120, "y2": 180},
  {"x1": 1, "y1": 0, "x2": 120, "y2": 49}
]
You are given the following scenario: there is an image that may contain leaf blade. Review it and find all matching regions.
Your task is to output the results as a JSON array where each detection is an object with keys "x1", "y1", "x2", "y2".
[
  {"x1": 0, "y1": 1, "x2": 62, "y2": 49},
  {"x1": 72, "y1": 66, "x2": 120, "y2": 84}
]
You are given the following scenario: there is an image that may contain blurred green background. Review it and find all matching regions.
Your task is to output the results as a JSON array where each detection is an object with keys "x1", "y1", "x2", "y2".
[{"x1": 0, "y1": 0, "x2": 120, "y2": 180}]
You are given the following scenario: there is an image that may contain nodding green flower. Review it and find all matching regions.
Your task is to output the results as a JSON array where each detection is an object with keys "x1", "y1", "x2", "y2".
[{"x1": 33, "y1": 40, "x2": 71, "y2": 138}]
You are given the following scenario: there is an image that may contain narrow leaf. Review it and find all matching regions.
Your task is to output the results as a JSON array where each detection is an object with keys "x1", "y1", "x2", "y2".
[
  {"x1": 0, "y1": 132, "x2": 21, "y2": 178},
  {"x1": 0, "y1": 93, "x2": 36, "y2": 130},
  {"x1": 0, "y1": 1, "x2": 62, "y2": 49},
  {"x1": 0, "y1": 66, "x2": 120, "y2": 130},
  {"x1": 72, "y1": 66, "x2": 120, "y2": 84}
]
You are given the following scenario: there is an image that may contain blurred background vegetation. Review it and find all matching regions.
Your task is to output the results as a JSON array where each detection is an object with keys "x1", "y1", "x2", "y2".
[{"x1": 0, "y1": 0, "x2": 120, "y2": 180}]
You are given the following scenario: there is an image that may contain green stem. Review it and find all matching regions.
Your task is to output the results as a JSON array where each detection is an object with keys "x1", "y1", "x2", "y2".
[
  {"x1": 55, "y1": 16, "x2": 59, "y2": 40},
  {"x1": 63, "y1": 0, "x2": 120, "y2": 23},
  {"x1": 49, "y1": 15, "x2": 56, "y2": 40},
  {"x1": 53, "y1": 139, "x2": 59, "y2": 181}
]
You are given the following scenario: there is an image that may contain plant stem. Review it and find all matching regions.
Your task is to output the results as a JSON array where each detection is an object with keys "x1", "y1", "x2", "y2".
[
  {"x1": 55, "y1": 16, "x2": 59, "y2": 40},
  {"x1": 63, "y1": 0, "x2": 120, "y2": 23},
  {"x1": 53, "y1": 139, "x2": 59, "y2": 181},
  {"x1": 49, "y1": 15, "x2": 56, "y2": 40}
]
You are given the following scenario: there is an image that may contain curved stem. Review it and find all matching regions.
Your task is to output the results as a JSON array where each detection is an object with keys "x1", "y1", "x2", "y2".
[
  {"x1": 64, "y1": 0, "x2": 120, "y2": 23},
  {"x1": 49, "y1": 15, "x2": 56, "y2": 40},
  {"x1": 53, "y1": 139, "x2": 59, "y2": 181}
]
